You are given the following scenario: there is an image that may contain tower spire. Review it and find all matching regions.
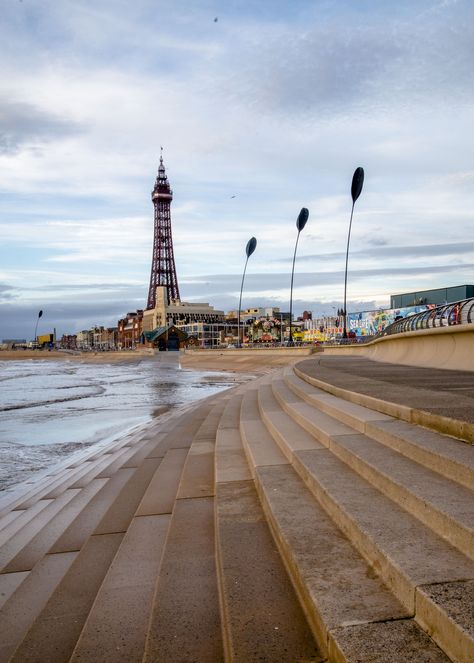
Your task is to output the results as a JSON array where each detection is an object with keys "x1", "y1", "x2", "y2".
[{"x1": 146, "y1": 152, "x2": 181, "y2": 309}]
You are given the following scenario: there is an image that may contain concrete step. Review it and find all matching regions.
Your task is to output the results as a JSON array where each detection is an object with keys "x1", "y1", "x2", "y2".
[
  {"x1": 275, "y1": 371, "x2": 474, "y2": 561},
  {"x1": 0, "y1": 428, "x2": 146, "y2": 518},
  {"x1": 365, "y1": 417, "x2": 474, "y2": 490},
  {"x1": 216, "y1": 480, "x2": 323, "y2": 662},
  {"x1": 215, "y1": 393, "x2": 322, "y2": 662},
  {"x1": 215, "y1": 395, "x2": 252, "y2": 484},
  {"x1": 240, "y1": 388, "x2": 288, "y2": 474},
  {"x1": 0, "y1": 551, "x2": 79, "y2": 662},
  {"x1": 51, "y1": 408, "x2": 224, "y2": 662},
  {"x1": 8, "y1": 533, "x2": 124, "y2": 663},
  {"x1": 272, "y1": 377, "x2": 353, "y2": 445},
  {"x1": 329, "y1": 432, "x2": 474, "y2": 561},
  {"x1": 293, "y1": 360, "x2": 474, "y2": 445},
  {"x1": 261, "y1": 372, "x2": 474, "y2": 662},
  {"x1": 69, "y1": 515, "x2": 170, "y2": 663},
  {"x1": 284, "y1": 367, "x2": 393, "y2": 433},
  {"x1": 258, "y1": 383, "x2": 324, "y2": 461},
  {"x1": 253, "y1": 461, "x2": 450, "y2": 660},
  {"x1": 239, "y1": 390, "x2": 430, "y2": 656},
  {"x1": 290, "y1": 447, "x2": 474, "y2": 662},
  {"x1": 142, "y1": 398, "x2": 228, "y2": 662},
  {"x1": 290, "y1": 365, "x2": 474, "y2": 490},
  {"x1": 143, "y1": 497, "x2": 224, "y2": 663},
  {"x1": 0, "y1": 490, "x2": 80, "y2": 572},
  {"x1": 2, "y1": 478, "x2": 107, "y2": 573}
]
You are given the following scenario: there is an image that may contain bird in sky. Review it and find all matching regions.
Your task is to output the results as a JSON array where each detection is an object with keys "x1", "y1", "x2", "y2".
[
  {"x1": 230, "y1": 194, "x2": 236, "y2": 198},
  {"x1": 214, "y1": 17, "x2": 218, "y2": 22}
]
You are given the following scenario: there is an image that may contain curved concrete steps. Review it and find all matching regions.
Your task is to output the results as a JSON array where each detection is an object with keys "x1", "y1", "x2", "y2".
[
  {"x1": 262, "y1": 364, "x2": 474, "y2": 663},
  {"x1": 0, "y1": 397, "x2": 222, "y2": 662},
  {"x1": 0, "y1": 360, "x2": 473, "y2": 662}
]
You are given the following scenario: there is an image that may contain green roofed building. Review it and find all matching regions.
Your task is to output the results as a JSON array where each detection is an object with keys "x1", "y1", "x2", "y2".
[
  {"x1": 391, "y1": 284, "x2": 474, "y2": 309},
  {"x1": 142, "y1": 325, "x2": 189, "y2": 351}
]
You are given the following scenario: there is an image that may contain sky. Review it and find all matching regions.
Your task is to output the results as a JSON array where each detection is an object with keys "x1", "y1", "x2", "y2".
[{"x1": 1, "y1": 0, "x2": 474, "y2": 339}]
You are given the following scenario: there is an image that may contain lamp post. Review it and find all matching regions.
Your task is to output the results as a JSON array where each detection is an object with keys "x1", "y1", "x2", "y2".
[
  {"x1": 343, "y1": 167, "x2": 364, "y2": 339},
  {"x1": 237, "y1": 237, "x2": 257, "y2": 348},
  {"x1": 33, "y1": 310, "x2": 43, "y2": 345},
  {"x1": 288, "y1": 208, "x2": 309, "y2": 346}
]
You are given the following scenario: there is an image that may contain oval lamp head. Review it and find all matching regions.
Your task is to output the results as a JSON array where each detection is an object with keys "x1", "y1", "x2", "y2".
[
  {"x1": 38, "y1": 310, "x2": 43, "y2": 318},
  {"x1": 246, "y1": 236, "x2": 257, "y2": 258},
  {"x1": 296, "y1": 207, "x2": 309, "y2": 232},
  {"x1": 351, "y1": 167, "x2": 364, "y2": 203}
]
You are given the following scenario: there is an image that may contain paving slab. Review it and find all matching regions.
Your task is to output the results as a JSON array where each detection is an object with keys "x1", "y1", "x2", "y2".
[
  {"x1": 0, "y1": 490, "x2": 79, "y2": 572},
  {"x1": 416, "y1": 580, "x2": 474, "y2": 663},
  {"x1": 285, "y1": 371, "x2": 392, "y2": 432},
  {"x1": 216, "y1": 480, "x2": 323, "y2": 662},
  {"x1": 0, "y1": 468, "x2": 77, "y2": 516},
  {"x1": 294, "y1": 448, "x2": 474, "y2": 612},
  {"x1": 118, "y1": 437, "x2": 168, "y2": 468},
  {"x1": 94, "y1": 444, "x2": 148, "y2": 477},
  {"x1": 258, "y1": 384, "x2": 324, "y2": 458},
  {"x1": 272, "y1": 379, "x2": 353, "y2": 444},
  {"x1": 70, "y1": 515, "x2": 170, "y2": 663},
  {"x1": 255, "y1": 464, "x2": 408, "y2": 654},
  {"x1": 215, "y1": 426, "x2": 252, "y2": 483},
  {"x1": 217, "y1": 392, "x2": 244, "y2": 429},
  {"x1": 135, "y1": 448, "x2": 188, "y2": 516},
  {"x1": 0, "y1": 552, "x2": 78, "y2": 662},
  {"x1": 3, "y1": 479, "x2": 108, "y2": 573},
  {"x1": 0, "y1": 510, "x2": 26, "y2": 534},
  {"x1": 69, "y1": 448, "x2": 132, "y2": 485},
  {"x1": 330, "y1": 433, "x2": 474, "y2": 560},
  {"x1": 240, "y1": 390, "x2": 288, "y2": 472},
  {"x1": 94, "y1": 457, "x2": 161, "y2": 535},
  {"x1": 328, "y1": 618, "x2": 451, "y2": 663},
  {"x1": 366, "y1": 418, "x2": 474, "y2": 489},
  {"x1": 177, "y1": 438, "x2": 215, "y2": 499},
  {"x1": 144, "y1": 497, "x2": 224, "y2": 663},
  {"x1": 49, "y1": 470, "x2": 133, "y2": 553},
  {"x1": 0, "y1": 500, "x2": 52, "y2": 548},
  {"x1": 193, "y1": 399, "x2": 227, "y2": 440},
  {"x1": 0, "y1": 571, "x2": 29, "y2": 609},
  {"x1": 9, "y1": 533, "x2": 123, "y2": 663}
]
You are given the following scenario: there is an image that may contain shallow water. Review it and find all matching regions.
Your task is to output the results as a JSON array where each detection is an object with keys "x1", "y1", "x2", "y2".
[{"x1": 0, "y1": 357, "x2": 243, "y2": 491}]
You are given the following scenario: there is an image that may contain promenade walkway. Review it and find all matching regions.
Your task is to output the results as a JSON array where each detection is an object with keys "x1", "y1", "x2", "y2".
[{"x1": 0, "y1": 354, "x2": 472, "y2": 662}]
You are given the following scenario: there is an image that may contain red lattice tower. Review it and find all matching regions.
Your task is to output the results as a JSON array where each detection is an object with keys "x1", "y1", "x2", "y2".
[{"x1": 146, "y1": 152, "x2": 180, "y2": 309}]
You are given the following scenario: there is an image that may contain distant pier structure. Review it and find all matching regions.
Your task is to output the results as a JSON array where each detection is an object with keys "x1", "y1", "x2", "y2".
[{"x1": 147, "y1": 151, "x2": 181, "y2": 310}]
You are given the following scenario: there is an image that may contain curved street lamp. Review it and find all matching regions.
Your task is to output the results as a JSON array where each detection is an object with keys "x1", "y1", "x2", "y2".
[
  {"x1": 34, "y1": 309, "x2": 43, "y2": 344},
  {"x1": 288, "y1": 207, "x2": 309, "y2": 346},
  {"x1": 343, "y1": 167, "x2": 364, "y2": 339},
  {"x1": 237, "y1": 237, "x2": 257, "y2": 348}
]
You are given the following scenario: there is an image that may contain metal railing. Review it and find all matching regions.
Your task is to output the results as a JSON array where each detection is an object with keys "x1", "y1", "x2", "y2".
[{"x1": 374, "y1": 297, "x2": 474, "y2": 339}]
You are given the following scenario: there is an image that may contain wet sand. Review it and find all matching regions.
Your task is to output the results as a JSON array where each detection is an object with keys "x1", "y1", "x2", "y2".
[
  {"x1": 179, "y1": 348, "x2": 315, "y2": 374},
  {"x1": 0, "y1": 350, "x2": 150, "y2": 363},
  {"x1": 0, "y1": 348, "x2": 316, "y2": 373}
]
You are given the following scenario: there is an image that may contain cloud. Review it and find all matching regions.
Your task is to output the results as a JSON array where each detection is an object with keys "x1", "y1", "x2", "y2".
[
  {"x1": 288, "y1": 241, "x2": 474, "y2": 264},
  {"x1": 0, "y1": 298, "x2": 144, "y2": 341},
  {"x1": 0, "y1": 100, "x2": 81, "y2": 155},
  {"x1": 0, "y1": 284, "x2": 17, "y2": 302},
  {"x1": 0, "y1": 1, "x2": 473, "y2": 338}
]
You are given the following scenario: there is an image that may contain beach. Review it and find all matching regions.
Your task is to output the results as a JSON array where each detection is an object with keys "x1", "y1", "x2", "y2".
[{"x1": 0, "y1": 352, "x2": 254, "y2": 492}]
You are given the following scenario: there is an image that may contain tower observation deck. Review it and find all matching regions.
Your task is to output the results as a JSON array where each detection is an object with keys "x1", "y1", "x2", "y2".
[{"x1": 146, "y1": 152, "x2": 180, "y2": 310}]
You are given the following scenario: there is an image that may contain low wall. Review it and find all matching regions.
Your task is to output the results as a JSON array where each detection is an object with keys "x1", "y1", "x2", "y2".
[{"x1": 323, "y1": 325, "x2": 474, "y2": 372}]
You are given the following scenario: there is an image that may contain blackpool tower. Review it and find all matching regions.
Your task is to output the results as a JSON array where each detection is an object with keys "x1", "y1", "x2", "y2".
[{"x1": 146, "y1": 151, "x2": 181, "y2": 310}]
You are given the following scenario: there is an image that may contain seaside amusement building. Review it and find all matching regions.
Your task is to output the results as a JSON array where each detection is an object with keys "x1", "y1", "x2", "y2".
[{"x1": 141, "y1": 153, "x2": 227, "y2": 347}]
